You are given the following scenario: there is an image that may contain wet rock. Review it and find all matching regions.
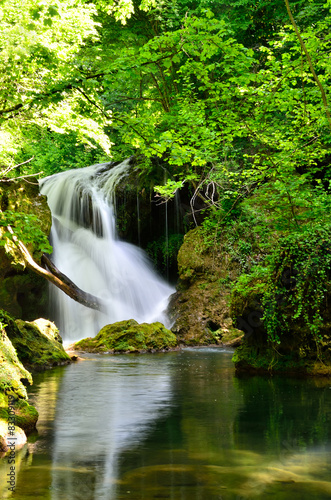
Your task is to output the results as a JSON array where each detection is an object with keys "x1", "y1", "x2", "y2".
[
  {"x1": 0, "y1": 419, "x2": 27, "y2": 452},
  {"x1": 0, "y1": 324, "x2": 32, "y2": 399},
  {"x1": 223, "y1": 335, "x2": 244, "y2": 348}
]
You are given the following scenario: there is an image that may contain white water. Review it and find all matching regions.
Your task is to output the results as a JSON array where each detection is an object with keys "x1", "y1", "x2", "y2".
[{"x1": 39, "y1": 159, "x2": 174, "y2": 342}]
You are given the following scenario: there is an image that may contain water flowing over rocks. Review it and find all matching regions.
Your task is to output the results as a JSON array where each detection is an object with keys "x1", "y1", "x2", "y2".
[{"x1": 40, "y1": 159, "x2": 174, "y2": 342}]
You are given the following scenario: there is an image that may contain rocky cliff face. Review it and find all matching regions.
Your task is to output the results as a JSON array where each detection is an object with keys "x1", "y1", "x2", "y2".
[
  {"x1": 0, "y1": 178, "x2": 52, "y2": 319},
  {"x1": 168, "y1": 227, "x2": 242, "y2": 345}
]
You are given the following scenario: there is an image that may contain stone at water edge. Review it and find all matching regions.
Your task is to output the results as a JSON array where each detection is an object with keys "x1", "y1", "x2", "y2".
[
  {"x1": 0, "y1": 328, "x2": 39, "y2": 452},
  {"x1": 30, "y1": 318, "x2": 63, "y2": 344},
  {"x1": 0, "y1": 419, "x2": 27, "y2": 453},
  {"x1": 73, "y1": 319, "x2": 178, "y2": 352},
  {"x1": 0, "y1": 310, "x2": 70, "y2": 370},
  {"x1": 0, "y1": 328, "x2": 32, "y2": 400}
]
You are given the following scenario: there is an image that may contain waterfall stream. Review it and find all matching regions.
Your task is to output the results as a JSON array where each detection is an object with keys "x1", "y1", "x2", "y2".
[{"x1": 39, "y1": 159, "x2": 174, "y2": 342}]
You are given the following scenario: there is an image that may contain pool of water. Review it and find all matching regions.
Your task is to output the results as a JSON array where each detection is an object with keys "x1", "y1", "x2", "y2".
[{"x1": 1, "y1": 347, "x2": 331, "y2": 499}]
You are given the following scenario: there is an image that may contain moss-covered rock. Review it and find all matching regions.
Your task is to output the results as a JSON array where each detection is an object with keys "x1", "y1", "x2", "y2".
[
  {"x1": 0, "y1": 178, "x2": 52, "y2": 319},
  {"x1": 169, "y1": 227, "x2": 242, "y2": 345},
  {"x1": 0, "y1": 309, "x2": 70, "y2": 370},
  {"x1": 0, "y1": 395, "x2": 38, "y2": 434},
  {"x1": 0, "y1": 323, "x2": 38, "y2": 451},
  {"x1": 0, "y1": 327, "x2": 32, "y2": 399},
  {"x1": 74, "y1": 319, "x2": 178, "y2": 353}
]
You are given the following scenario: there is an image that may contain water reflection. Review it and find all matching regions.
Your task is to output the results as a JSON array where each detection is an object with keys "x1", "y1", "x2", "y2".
[
  {"x1": 2, "y1": 348, "x2": 331, "y2": 499},
  {"x1": 49, "y1": 355, "x2": 173, "y2": 500}
]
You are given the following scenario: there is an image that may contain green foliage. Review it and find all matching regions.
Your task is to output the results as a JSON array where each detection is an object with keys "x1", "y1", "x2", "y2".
[
  {"x1": 0, "y1": 210, "x2": 52, "y2": 254},
  {"x1": 201, "y1": 208, "x2": 261, "y2": 273},
  {"x1": 231, "y1": 225, "x2": 331, "y2": 346},
  {"x1": 0, "y1": 0, "x2": 111, "y2": 175},
  {"x1": 154, "y1": 179, "x2": 184, "y2": 200},
  {"x1": 261, "y1": 227, "x2": 331, "y2": 344},
  {"x1": 1, "y1": 0, "x2": 331, "y2": 353}
]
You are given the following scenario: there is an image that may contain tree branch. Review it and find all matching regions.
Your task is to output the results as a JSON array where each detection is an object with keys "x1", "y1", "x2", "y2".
[
  {"x1": 284, "y1": 0, "x2": 331, "y2": 131},
  {"x1": 6, "y1": 226, "x2": 105, "y2": 312}
]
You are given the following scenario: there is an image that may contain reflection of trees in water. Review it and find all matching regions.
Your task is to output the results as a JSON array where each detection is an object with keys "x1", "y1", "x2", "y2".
[
  {"x1": 233, "y1": 375, "x2": 331, "y2": 457},
  {"x1": 115, "y1": 350, "x2": 247, "y2": 498}
]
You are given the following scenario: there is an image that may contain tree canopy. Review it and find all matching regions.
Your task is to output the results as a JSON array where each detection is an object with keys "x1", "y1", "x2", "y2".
[{"x1": 1, "y1": 0, "x2": 331, "y2": 337}]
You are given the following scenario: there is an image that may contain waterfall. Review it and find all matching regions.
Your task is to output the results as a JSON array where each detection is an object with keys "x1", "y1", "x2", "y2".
[{"x1": 39, "y1": 159, "x2": 174, "y2": 342}]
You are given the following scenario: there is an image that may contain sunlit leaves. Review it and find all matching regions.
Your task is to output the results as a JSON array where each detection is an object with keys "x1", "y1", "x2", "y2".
[
  {"x1": 0, "y1": 0, "x2": 98, "y2": 119},
  {"x1": 95, "y1": 0, "x2": 156, "y2": 23}
]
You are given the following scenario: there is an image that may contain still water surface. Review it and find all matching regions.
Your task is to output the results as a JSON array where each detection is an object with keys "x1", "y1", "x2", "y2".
[{"x1": 1, "y1": 347, "x2": 331, "y2": 499}]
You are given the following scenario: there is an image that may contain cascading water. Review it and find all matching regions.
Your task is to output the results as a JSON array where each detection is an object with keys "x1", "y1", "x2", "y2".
[{"x1": 39, "y1": 159, "x2": 174, "y2": 342}]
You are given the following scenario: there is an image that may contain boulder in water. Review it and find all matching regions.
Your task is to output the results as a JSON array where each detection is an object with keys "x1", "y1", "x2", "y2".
[{"x1": 74, "y1": 319, "x2": 178, "y2": 353}]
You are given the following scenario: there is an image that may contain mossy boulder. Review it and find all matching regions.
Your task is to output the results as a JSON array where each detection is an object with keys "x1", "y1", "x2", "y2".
[
  {"x1": 0, "y1": 309, "x2": 70, "y2": 370},
  {"x1": 0, "y1": 178, "x2": 52, "y2": 319},
  {"x1": 74, "y1": 319, "x2": 178, "y2": 353},
  {"x1": 169, "y1": 227, "x2": 242, "y2": 345}
]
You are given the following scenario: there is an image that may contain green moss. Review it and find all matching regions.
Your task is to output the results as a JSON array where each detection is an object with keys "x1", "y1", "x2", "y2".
[
  {"x1": 74, "y1": 319, "x2": 178, "y2": 353},
  {"x1": 177, "y1": 228, "x2": 206, "y2": 283},
  {"x1": 0, "y1": 310, "x2": 70, "y2": 370},
  {"x1": 0, "y1": 325, "x2": 32, "y2": 399},
  {"x1": 169, "y1": 226, "x2": 243, "y2": 345},
  {"x1": 0, "y1": 395, "x2": 38, "y2": 433}
]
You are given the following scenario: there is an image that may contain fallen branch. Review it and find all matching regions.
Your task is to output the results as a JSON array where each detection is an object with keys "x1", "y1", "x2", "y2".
[{"x1": 6, "y1": 226, "x2": 105, "y2": 312}]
